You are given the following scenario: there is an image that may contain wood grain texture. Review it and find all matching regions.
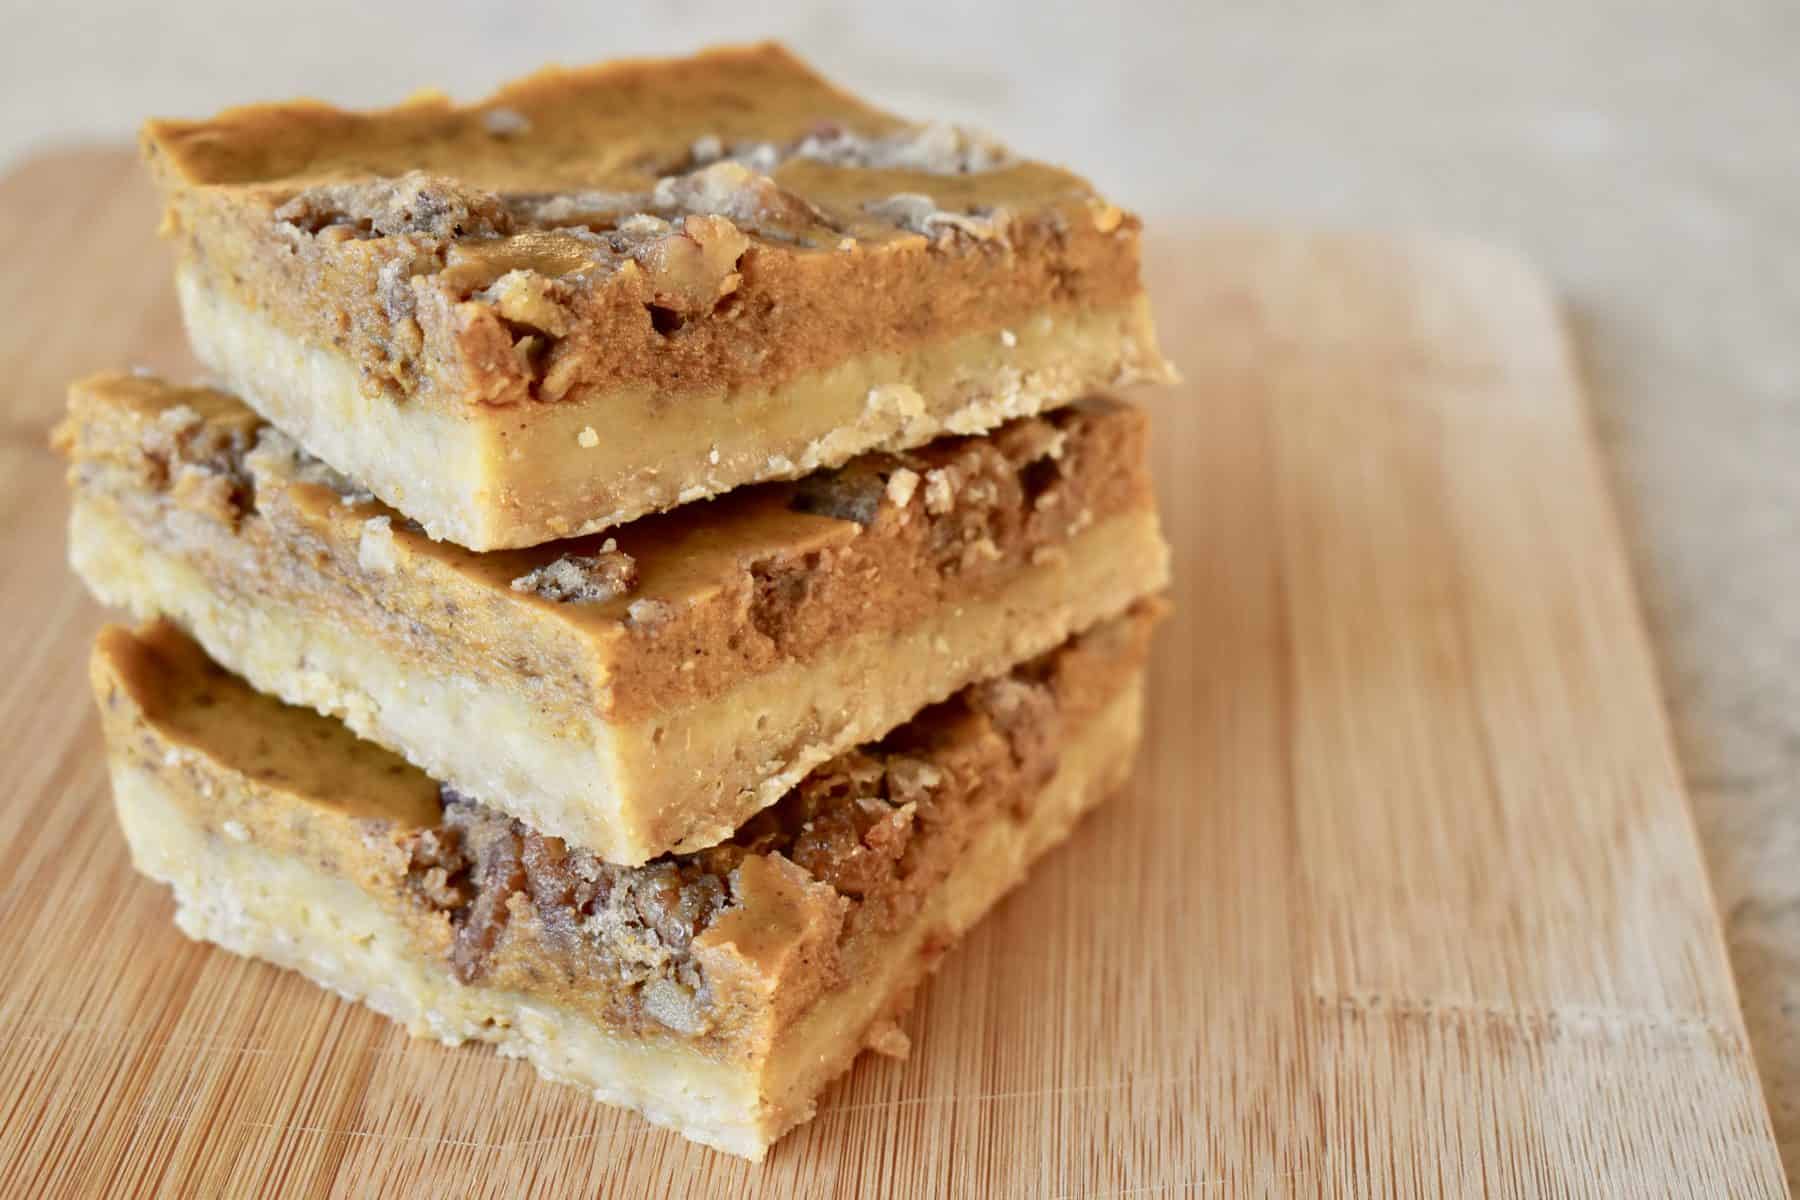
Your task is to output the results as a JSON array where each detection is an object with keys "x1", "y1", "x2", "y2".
[{"x1": 0, "y1": 149, "x2": 1785, "y2": 1198}]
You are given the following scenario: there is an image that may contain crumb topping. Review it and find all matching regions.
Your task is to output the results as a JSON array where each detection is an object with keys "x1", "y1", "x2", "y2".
[
  {"x1": 275, "y1": 171, "x2": 515, "y2": 240},
  {"x1": 273, "y1": 134, "x2": 1012, "y2": 263},
  {"x1": 693, "y1": 121, "x2": 1013, "y2": 175},
  {"x1": 862, "y1": 193, "x2": 1010, "y2": 242},
  {"x1": 511, "y1": 542, "x2": 639, "y2": 603}
]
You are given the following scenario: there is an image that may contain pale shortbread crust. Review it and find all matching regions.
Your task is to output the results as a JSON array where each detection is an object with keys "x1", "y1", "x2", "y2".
[
  {"x1": 179, "y1": 265, "x2": 1168, "y2": 550},
  {"x1": 110, "y1": 679, "x2": 1144, "y2": 1159},
  {"x1": 73, "y1": 494, "x2": 1166, "y2": 861}
]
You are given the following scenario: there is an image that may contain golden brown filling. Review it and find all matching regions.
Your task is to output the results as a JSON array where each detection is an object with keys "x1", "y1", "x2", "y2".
[{"x1": 143, "y1": 44, "x2": 1155, "y2": 408}]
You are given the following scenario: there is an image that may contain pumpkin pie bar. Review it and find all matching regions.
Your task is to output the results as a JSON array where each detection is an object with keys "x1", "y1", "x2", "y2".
[
  {"x1": 140, "y1": 42, "x2": 1172, "y2": 551},
  {"x1": 59, "y1": 372, "x2": 1168, "y2": 863},
  {"x1": 92, "y1": 605, "x2": 1158, "y2": 1158}
]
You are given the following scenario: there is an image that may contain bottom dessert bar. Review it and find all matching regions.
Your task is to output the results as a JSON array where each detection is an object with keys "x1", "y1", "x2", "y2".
[{"x1": 91, "y1": 602, "x2": 1161, "y2": 1159}]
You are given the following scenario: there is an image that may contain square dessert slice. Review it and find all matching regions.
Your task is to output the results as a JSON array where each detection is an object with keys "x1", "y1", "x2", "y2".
[
  {"x1": 139, "y1": 42, "x2": 1172, "y2": 550},
  {"x1": 58, "y1": 372, "x2": 1169, "y2": 864},
  {"x1": 92, "y1": 606, "x2": 1159, "y2": 1158}
]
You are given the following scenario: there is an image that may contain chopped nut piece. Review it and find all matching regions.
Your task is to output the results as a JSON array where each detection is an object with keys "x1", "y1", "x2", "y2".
[
  {"x1": 129, "y1": 402, "x2": 257, "y2": 524},
  {"x1": 625, "y1": 597, "x2": 673, "y2": 627},
  {"x1": 863, "y1": 193, "x2": 1010, "y2": 242},
  {"x1": 864, "y1": 1020, "x2": 912, "y2": 1059},
  {"x1": 517, "y1": 190, "x2": 644, "y2": 226},
  {"x1": 482, "y1": 106, "x2": 532, "y2": 138},
  {"x1": 511, "y1": 542, "x2": 639, "y2": 603},
  {"x1": 961, "y1": 537, "x2": 1003, "y2": 568},
  {"x1": 886, "y1": 467, "x2": 921, "y2": 509},
  {"x1": 275, "y1": 171, "x2": 514, "y2": 240},
  {"x1": 792, "y1": 121, "x2": 1013, "y2": 173},
  {"x1": 617, "y1": 213, "x2": 673, "y2": 237},
  {"x1": 405, "y1": 826, "x2": 472, "y2": 909},
  {"x1": 861, "y1": 193, "x2": 936, "y2": 234},
  {"x1": 922, "y1": 468, "x2": 957, "y2": 516},
  {"x1": 651, "y1": 161, "x2": 820, "y2": 230},
  {"x1": 969, "y1": 674, "x2": 1060, "y2": 792},
  {"x1": 866, "y1": 383, "x2": 927, "y2": 425},
  {"x1": 423, "y1": 790, "x2": 735, "y2": 1003},
  {"x1": 357, "y1": 516, "x2": 398, "y2": 574},
  {"x1": 689, "y1": 133, "x2": 724, "y2": 163},
  {"x1": 637, "y1": 213, "x2": 751, "y2": 312},
  {"x1": 475, "y1": 270, "x2": 577, "y2": 337},
  {"x1": 789, "y1": 463, "x2": 889, "y2": 526},
  {"x1": 248, "y1": 428, "x2": 368, "y2": 504}
]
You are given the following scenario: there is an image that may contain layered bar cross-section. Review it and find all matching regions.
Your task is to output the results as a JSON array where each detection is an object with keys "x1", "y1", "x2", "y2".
[
  {"x1": 141, "y1": 43, "x2": 1171, "y2": 549},
  {"x1": 59, "y1": 372, "x2": 1169, "y2": 863},
  {"x1": 92, "y1": 607, "x2": 1159, "y2": 1158}
]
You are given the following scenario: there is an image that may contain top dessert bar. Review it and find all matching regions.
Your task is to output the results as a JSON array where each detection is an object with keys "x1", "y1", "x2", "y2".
[{"x1": 141, "y1": 42, "x2": 1172, "y2": 550}]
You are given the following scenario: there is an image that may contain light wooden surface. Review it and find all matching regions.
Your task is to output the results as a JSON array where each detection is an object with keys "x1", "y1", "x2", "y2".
[{"x1": 0, "y1": 150, "x2": 1786, "y2": 1198}]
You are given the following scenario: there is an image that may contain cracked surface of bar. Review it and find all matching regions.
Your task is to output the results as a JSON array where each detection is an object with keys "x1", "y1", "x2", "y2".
[
  {"x1": 141, "y1": 42, "x2": 1171, "y2": 549},
  {"x1": 59, "y1": 372, "x2": 1169, "y2": 863},
  {"x1": 92, "y1": 607, "x2": 1158, "y2": 1158}
]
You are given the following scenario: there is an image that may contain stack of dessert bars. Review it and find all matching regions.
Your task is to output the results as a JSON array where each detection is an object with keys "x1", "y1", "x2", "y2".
[{"x1": 58, "y1": 44, "x2": 1172, "y2": 1159}]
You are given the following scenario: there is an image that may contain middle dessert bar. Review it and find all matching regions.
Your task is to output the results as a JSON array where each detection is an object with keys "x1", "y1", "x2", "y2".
[{"x1": 60, "y1": 371, "x2": 1168, "y2": 863}]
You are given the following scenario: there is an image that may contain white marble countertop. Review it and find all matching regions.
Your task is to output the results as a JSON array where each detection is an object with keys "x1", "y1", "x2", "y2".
[{"x1": 8, "y1": 1, "x2": 1796, "y2": 1182}]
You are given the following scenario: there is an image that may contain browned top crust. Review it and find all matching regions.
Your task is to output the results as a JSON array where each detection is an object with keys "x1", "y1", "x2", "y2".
[
  {"x1": 60, "y1": 371, "x2": 1157, "y2": 723},
  {"x1": 141, "y1": 43, "x2": 1155, "y2": 409},
  {"x1": 146, "y1": 44, "x2": 918, "y2": 191},
  {"x1": 94, "y1": 605, "x2": 1160, "y2": 1058}
]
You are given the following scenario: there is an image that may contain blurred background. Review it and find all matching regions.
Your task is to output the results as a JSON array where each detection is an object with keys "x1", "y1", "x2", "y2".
[
  {"x1": 5, "y1": 0, "x2": 1797, "y2": 1177},
  {"x1": 4, "y1": 5, "x2": 1794, "y2": 227}
]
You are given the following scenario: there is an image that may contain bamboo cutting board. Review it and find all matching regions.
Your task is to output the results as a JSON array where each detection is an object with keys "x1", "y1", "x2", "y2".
[{"x1": 0, "y1": 150, "x2": 1786, "y2": 1198}]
